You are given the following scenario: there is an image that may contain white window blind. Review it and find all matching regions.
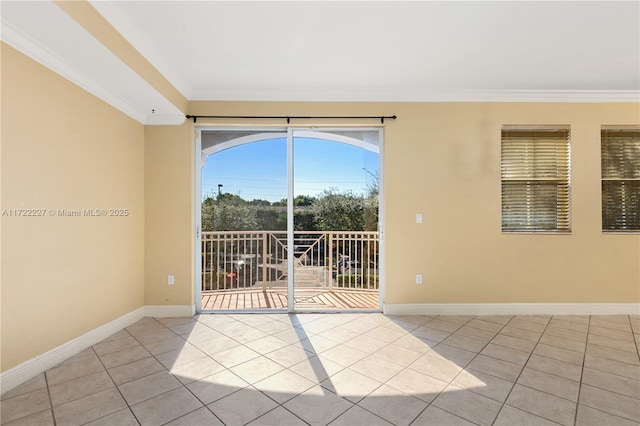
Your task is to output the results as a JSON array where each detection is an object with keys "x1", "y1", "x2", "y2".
[
  {"x1": 501, "y1": 127, "x2": 571, "y2": 233},
  {"x1": 601, "y1": 128, "x2": 640, "y2": 232}
]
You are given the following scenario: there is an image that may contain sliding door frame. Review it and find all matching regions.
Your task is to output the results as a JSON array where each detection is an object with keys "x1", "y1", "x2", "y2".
[{"x1": 194, "y1": 125, "x2": 385, "y2": 314}]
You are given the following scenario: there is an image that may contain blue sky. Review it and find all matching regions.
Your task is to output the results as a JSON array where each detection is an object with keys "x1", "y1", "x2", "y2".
[{"x1": 202, "y1": 137, "x2": 379, "y2": 202}]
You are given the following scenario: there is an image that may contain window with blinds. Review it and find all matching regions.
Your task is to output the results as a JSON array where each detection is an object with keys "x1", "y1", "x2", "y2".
[
  {"x1": 501, "y1": 127, "x2": 571, "y2": 233},
  {"x1": 601, "y1": 128, "x2": 640, "y2": 232}
]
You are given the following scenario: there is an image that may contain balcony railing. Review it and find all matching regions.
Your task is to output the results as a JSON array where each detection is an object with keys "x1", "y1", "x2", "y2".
[{"x1": 202, "y1": 231, "x2": 379, "y2": 292}]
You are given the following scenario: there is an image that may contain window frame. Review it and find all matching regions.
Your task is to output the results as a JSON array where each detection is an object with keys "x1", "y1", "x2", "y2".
[
  {"x1": 501, "y1": 125, "x2": 572, "y2": 234},
  {"x1": 601, "y1": 126, "x2": 640, "y2": 234}
]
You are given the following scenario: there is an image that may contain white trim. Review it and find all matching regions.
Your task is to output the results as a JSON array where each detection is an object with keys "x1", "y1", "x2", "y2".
[
  {"x1": 287, "y1": 128, "x2": 295, "y2": 312},
  {"x1": 145, "y1": 114, "x2": 186, "y2": 125},
  {"x1": 383, "y1": 303, "x2": 640, "y2": 316},
  {"x1": 190, "y1": 88, "x2": 640, "y2": 103},
  {"x1": 88, "y1": 0, "x2": 192, "y2": 100},
  {"x1": 294, "y1": 131, "x2": 379, "y2": 154},
  {"x1": 0, "y1": 22, "x2": 144, "y2": 124},
  {"x1": 0, "y1": 307, "x2": 145, "y2": 395},
  {"x1": 195, "y1": 130, "x2": 203, "y2": 314},
  {"x1": 376, "y1": 127, "x2": 385, "y2": 313},
  {"x1": 201, "y1": 132, "x2": 287, "y2": 167},
  {"x1": 144, "y1": 305, "x2": 196, "y2": 318},
  {"x1": 0, "y1": 3, "x2": 184, "y2": 125}
]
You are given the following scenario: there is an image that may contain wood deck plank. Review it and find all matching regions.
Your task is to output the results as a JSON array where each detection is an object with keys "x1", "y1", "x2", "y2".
[{"x1": 201, "y1": 288, "x2": 377, "y2": 311}]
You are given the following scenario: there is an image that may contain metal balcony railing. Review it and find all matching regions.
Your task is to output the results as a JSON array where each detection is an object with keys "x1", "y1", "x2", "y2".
[{"x1": 201, "y1": 231, "x2": 379, "y2": 292}]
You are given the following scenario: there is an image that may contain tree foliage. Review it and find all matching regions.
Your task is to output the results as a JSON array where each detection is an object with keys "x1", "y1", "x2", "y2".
[
  {"x1": 312, "y1": 189, "x2": 365, "y2": 231},
  {"x1": 202, "y1": 187, "x2": 378, "y2": 232}
]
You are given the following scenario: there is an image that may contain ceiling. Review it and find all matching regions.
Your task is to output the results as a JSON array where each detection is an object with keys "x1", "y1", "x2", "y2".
[{"x1": 2, "y1": 1, "x2": 639, "y2": 124}]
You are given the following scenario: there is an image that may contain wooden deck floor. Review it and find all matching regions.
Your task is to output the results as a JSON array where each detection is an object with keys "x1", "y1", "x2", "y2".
[{"x1": 201, "y1": 288, "x2": 379, "y2": 310}]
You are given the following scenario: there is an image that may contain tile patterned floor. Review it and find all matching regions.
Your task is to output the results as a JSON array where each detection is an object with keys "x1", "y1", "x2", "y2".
[{"x1": 1, "y1": 314, "x2": 639, "y2": 425}]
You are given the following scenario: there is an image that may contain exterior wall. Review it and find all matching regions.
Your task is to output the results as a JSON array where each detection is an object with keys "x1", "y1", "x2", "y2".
[{"x1": 1, "y1": 44, "x2": 145, "y2": 371}]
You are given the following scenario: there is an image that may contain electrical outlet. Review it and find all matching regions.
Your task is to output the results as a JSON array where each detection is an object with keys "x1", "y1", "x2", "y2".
[
  {"x1": 416, "y1": 213, "x2": 423, "y2": 224},
  {"x1": 416, "y1": 274, "x2": 423, "y2": 284},
  {"x1": 168, "y1": 275, "x2": 175, "y2": 285}
]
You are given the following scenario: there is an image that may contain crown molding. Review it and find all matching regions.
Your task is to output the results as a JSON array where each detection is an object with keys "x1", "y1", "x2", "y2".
[
  {"x1": 1, "y1": 2, "x2": 184, "y2": 125},
  {"x1": 190, "y1": 88, "x2": 640, "y2": 103},
  {"x1": 464, "y1": 90, "x2": 640, "y2": 103},
  {"x1": 1, "y1": 21, "x2": 147, "y2": 123}
]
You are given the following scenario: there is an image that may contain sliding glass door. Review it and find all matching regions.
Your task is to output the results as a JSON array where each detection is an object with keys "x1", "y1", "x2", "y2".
[{"x1": 196, "y1": 128, "x2": 382, "y2": 312}]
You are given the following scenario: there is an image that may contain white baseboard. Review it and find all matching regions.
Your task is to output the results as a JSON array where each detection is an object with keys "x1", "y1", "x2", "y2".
[
  {"x1": 0, "y1": 304, "x2": 196, "y2": 395},
  {"x1": 144, "y1": 304, "x2": 195, "y2": 317},
  {"x1": 383, "y1": 303, "x2": 640, "y2": 316},
  {"x1": 0, "y1": 307, "x2": 145, "y2": 395}
]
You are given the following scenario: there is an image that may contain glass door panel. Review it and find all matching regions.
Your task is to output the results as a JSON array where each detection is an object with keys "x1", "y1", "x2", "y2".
[
  {"x1": 292, "y1": 129, "x2": 381, "y2": 311},
  {"x1": 200, "y1": 130, "x2": 289, "y2": 311}
]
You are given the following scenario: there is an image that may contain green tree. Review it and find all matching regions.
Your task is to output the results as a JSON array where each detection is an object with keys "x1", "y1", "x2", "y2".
[
  {"x1": 248, "y1": 199, "x2": 272, "y2": 206},
  {"x1": 255, "y1": 206, "x2": 287, "y2": 230},
  {"x1": 312, "y1": 189, "x2": 367, "y2": 231},
  {"x1": 294, "y1": 195, "x2": 317, "y2": 206},
  {"x1": 202, "y1": 193, "x2": 257, "y2": 231},
  {"x1": 294, "y1": 209, "x2": 318, "y2": 231}
]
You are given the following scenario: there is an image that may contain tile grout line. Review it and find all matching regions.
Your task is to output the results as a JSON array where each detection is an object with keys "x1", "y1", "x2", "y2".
[
  {"x1": 246, "y1": 404, "x2": 311, "y2": 426},
  {"x1": 253, "y1": 313, "x2": 383, "y2": 426},
  {"x1": 324, "y1": 318, "x2": 423, "y2": 426},
  {"x1": 490, "y1": 315, "x2": 555, "y2": 426},
  {"x1": 28, "y1": 338, "x2": 144, "y2": 426},
  {"x1": 337, "y1": 314, "x2": 475, "y2": 426},
  {"x1": 285, "y1": 314, "x2": 446, "y2": 426},
  {"x1": 93, "y1": 329, "x2": 146, "y2": 425},
  {"x1": 345, "y1": 318, "x2": 438, "y2": 426},
  {"x1": 43, "y1": 369, "x2": 57, "y2": 426},
  {"x1": 121, "y1": 318, "x2": 228, "y2": 425},
  {"x1": 134, "y1": 314, "x2": 640, "y2": 425},
  {"x1": 572, "y1": 315, "x2": 591, "y2": 426},
  {"x1": 198, "y1": 314, "x2": 344, "y2": 425},
  {"x1": 405, "y1": 314, "x2": 488, "y2": 426},
  {"x1": 628, "y1": 315, "x2": 640, "y2": 363},
  {"x1": 111, "y1": 317, "x2": 230, "y2": 424},
  {"x1": 147, "y1": 317, "x2": 234, "y2": 425},
  {"x1": 305, "y1": 315, "x2": 430, "y2": 426},
  {"x1": 311, "y1": 318, "x2": 404, "y2": 421},
  {"x1": 7, "y1": 313, "x2": 637, "y2": 426},
  {"x1": 411, "y1": 315, "x2": 552, "y2": 425}
]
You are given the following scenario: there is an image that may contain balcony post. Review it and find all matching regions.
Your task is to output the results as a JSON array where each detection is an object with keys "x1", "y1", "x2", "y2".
[
  {"x1": 328, "y1": 232, "x2": 334, "y2": 291},
  {"x1": 262, "y1": 232, "x2": 267, "y2": 291}
]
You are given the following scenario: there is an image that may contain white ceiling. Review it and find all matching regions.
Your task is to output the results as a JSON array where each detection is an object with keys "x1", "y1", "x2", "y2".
[
  {"x1": 2, "y1": 1, "x2": 639, "y2": 124},
  {"x1": 89, "y1": 0, "x2": 640, "y2": 101}
]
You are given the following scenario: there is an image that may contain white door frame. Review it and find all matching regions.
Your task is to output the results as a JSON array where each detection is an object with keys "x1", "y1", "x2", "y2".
[{"x1": 194, "y1": 126, "x2": 385, "y2": 314}]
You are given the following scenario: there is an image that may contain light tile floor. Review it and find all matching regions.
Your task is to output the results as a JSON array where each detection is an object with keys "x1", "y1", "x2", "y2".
[{"x1": 2, "y1": 314, "x2": 639, "y2": 426}]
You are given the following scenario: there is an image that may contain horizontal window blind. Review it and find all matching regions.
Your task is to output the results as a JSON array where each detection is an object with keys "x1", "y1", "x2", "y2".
[
  {"x1": 501, "y1": 127, "x2": 571, "y2": 232},
  {"x1": 601, "y1": 128, "x2": 640, "y2": 232}
]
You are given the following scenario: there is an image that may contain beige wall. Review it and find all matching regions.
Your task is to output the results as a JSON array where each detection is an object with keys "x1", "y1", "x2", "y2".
[
  {"x1": 144, "y1": 124, "x2": 194, "y2": 306},
  {"x1": 382, "y1": 102, "x2": 639, "y2": 304},
  {"x1": 2, "y1": 41, "x2": 638, "y2": 374},
  {"x1": 153, "y1": 101, "x2": 639, "y2": 307},
  {"x1": 1, "y1": 44, "x2": 145, "y2": 371}
]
